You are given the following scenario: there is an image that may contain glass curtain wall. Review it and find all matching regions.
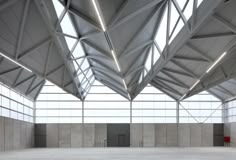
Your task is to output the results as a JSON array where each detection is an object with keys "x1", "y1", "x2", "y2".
[
  {"x1": 35, "y1": 80, "x2": 223, "y2": 123},
  {"x1": 0, "y1": 82, "x2": 34, "y2": 122},
  {"x1": 179, "y1": 92, "x2": 222, "y2": 123},
  {"x1": 224, "y1": 100, "x2": 236, "y2": 122},
  {"x1": 36, "y1": 81, "x2": 82, "y2": 123},
  {"x1": 132, "y1": 85, "x2": 176, "y2": 123}
]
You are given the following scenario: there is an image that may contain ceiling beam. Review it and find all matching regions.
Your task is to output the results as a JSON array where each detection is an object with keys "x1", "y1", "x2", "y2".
[
  {"x1": 119, "y1": 2, "x2": 164, "y2": 58},
  {"x1": 27, "y1": 79, "x2": 45, "y2": 96},
  {"x1": 153, "y1": 78, "x2": 182, "y2": 96},
  {"x1": 82, "y1": 40, "x2": 112, "y2": 59},
  {"x1": 132, "y1": 0, "x2": 225, "y2": 98},
  {"x1": 86, "y1": 54, "x2": 113, "y2": 61},
  {"x1": 160, "y1": 70, "x2": 190, "y2": 89},
  {"x1": 110, "y1": 0, "x2": 163, "y2": 30},
  {"x1": 18, "y1": 37, "x2": 51, "y2": 60},
  {"x1": 150, "y1": 81, "x2": 178, "y2": 101},
  {"x1": 120, "y1": 40, "x2": 153, "y2": 58},
  {"x1": 124, "y1": 66, "x2": 144, "y2": 78},
  {"x1": 173, "y1": 55, "x2": 209, "y2": 63},
  {"x1": 14, "y1": 74, "x2": 35, "y2": 88},
  {"x1": 34, "y1": 80, "x2": 46, "y2": 100},
  {"x1": 171, "y1": 59, "x2": 198, "y2": 78},
  {"x1": 185, "y1": 43, "x2": 213, "y2": 62},
  {"x1": 46, "y1": 64, "x2": 64, "y2": 77},
  {"x1": 43, "y1": 41, "x2": 53, "y2": 77},
  {"x1": 12, "y1": 68, "x2": 23, "y2": 88},
  {"x1": 0, "y1": 0, "x2": 17, "y2": 12},
  {"x1": 15, "y1": 0, "x2": 30, "y2": 60},
  {"x1": 191, "y1": 32, "x2": 236, "y2": 39},
  {"x1": 68, "y1": 6, "x2": 101, "y2": 31},
  {"x1": 172, "y1": 0, "x2": 189, "y2": 29},
  {"x1": 0, "y1": 66, "x2": 21, "y2": 76},
  {"x1": 155, "y1": 76, "x2": 189, "y2": 89},
  {"x1": 92, "y1": 67, "x2": 121, "y2": 84},
  {"x1": 25, "y1": 75, "x2": 37, "y2": 95},
  {"x1": 89, "y1": 58, "x2": 119, "y2": 77},
  {"x1": 34, "y1": 0, "x2": 82, "y2": 99},
  {"x1": 107, "y1": 0, "x2": 129, "y2": 28},
  {"x1": 213, "y1": 13, "x2": 236, "y2": 33},
  {"x1": 94, "y1": 72, "x2": 125, "y2": 93},
  {"x1": 80, "y1": 31, "x2": 101, "y2": 41},
  {"x1": 0, "y1": 57, "x2": 4, "y2": 65}
]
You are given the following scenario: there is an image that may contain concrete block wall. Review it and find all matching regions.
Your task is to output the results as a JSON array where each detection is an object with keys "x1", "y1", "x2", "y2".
[
  {"x1": 35, "y1": 123, "x2": 222, "y2": 148},
  {"x1": 35, "y1": 124, "x2": 106, "y2": 148},
  {"x1": 224, "y1": 123, "x2": 236, "y2": 147},
  {"x1": 155, "y1": 124, "x2": 167, "y2": 147},
  {"x1": 95, "y1": 124, "x2": 107, "y2": 147},
  {"x1": 71, "y1": 124, "x2": 82, "y2": 147},
  {"x1": 230, "y1": 123, "x2": 236, "y2": 146},
  {"x1": 131, "y1": 123, "x2": 216, "y2": 147},
  {"x1": 0, "y1": 116, "x2": 34, "y2": 152},
  {"x1": 143, "y1": 124, "x2": 155, "y2": 147},
  {"x1": 130, "y1": 124, "x2": 143, "y2": 147}
]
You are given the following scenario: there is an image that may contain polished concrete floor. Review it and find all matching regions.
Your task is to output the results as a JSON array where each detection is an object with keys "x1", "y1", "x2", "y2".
[{"x1": 0, "y1": 148, "x2": 236, "y2": 160}]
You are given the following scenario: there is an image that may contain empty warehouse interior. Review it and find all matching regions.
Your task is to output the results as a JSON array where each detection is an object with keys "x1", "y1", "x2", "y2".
[{"x1": 1, "y1": 0, "x2": 236, "y2": 159}]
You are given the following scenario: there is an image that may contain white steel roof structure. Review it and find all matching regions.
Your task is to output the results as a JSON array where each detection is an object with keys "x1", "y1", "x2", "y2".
[{"x1": 0, "y1": 0, "x2": 235, "y2": 101}]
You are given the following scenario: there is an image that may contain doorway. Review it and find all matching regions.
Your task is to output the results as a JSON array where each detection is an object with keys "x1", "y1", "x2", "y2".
[{"x1": 107, "y1": 124, "x2": 130, "y2": 147}]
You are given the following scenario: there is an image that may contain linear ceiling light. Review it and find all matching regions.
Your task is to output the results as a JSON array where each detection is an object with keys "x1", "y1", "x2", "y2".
[
  {"x1": 189, "y1": 79, "x2": 200, "y2": 91},
  {"x1": 180, "y1": 94, "x2": 187, "y2": 101},
  {"x1": 122, "y1": 79, "x2": 127, "y2": 90},
  {"x1": 0, "y1": 52, "x2": 32, "y2": 72},
  {"x1": 111, "y1": 50, "x2": 121, "y2": 72},
  {"x1": 206, "y1": 52, "x2": 227, "y2": 73},
  {"x1": 92, "y1": 0, "x2": 106, "y2": 32},
  {"x1": 128, "y1": 93, "x2": 131, "y2": 100}
]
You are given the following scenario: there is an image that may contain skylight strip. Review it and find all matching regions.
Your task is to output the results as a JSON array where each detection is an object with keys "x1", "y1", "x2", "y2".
[
  {"x1": 206, "y1": 52, "x2": 227, "y2": 73},
  {"x1": 0, "y1": 52, "x2": 32, "y2": 72},
  {"x1": 122, "y1": 79, "x2": 127, "y2": 90},
  {"x1": 92, "y1": 0, "x2": 106, "y2": 32},
  {"x1": 189, "y1": 79, "x2": 200, "y2": 91},
  {"x1": 111, "y1": 50, "x2": 121, "y2": 72}
]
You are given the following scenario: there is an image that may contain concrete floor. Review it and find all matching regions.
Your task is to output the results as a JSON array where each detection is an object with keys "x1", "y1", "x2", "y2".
[{"x1": 0, "y1": 148, "x2": 236, "y2": 160}]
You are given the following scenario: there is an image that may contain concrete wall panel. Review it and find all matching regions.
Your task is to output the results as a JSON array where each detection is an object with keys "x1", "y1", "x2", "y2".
[
  {"x1": 155, "y1": 124, "x2": 167, "y2": 147},
  {"x1": 167, "y1": 124, "x2": 178, "y2": 146},
  {"x1": 20, "y1": 121, "x2": 27, "y2": 149},
  {"x1": 202, "y1": 124, "x2": 213, "y2": 146},
  {"x1": 0, "y1": 117, "x2": 34, "y2": 151},
  {"x1": 59, "y1": 124, "x2": 71, "y2": 148},
  {"x1": 130, "y1": 124, "x2": 143, "y2": 147},
  {"x1": 190, "y1": 124, "x2": 202, "y2": 147},
  {"x1": 178, "y1": 124, "x2": 190, "y2": 147},
  {"x1": 83, "y1": 124, "x2": 95, "y2": 147},
  {"x1": 0, "y1": 117, "x2": 4, "y2": 151},
  {"x1": 13, "y1": 120, "x2": 21, "y2": 149},
  {"x1": 143, "y1": 124, "x2": 155, "y2": 147},
  {"x1": 224, "y1": 123, "x2": 230, "y2": 137},
  {"x1": 230, "y1": 123, "x2": 236, "y2": 146},
  {"x1": 71, "y1": 124, "x2": 82, "y2": 148},
  {"x1": 4, "y1": 118, "x2": 14, "y2": 151},
  {"x1": 46, "y1": 124, "x2": 59, "y2": 147},
  {"x1": 95, "y1": 124, "x2": 107, "y2": 147}
]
